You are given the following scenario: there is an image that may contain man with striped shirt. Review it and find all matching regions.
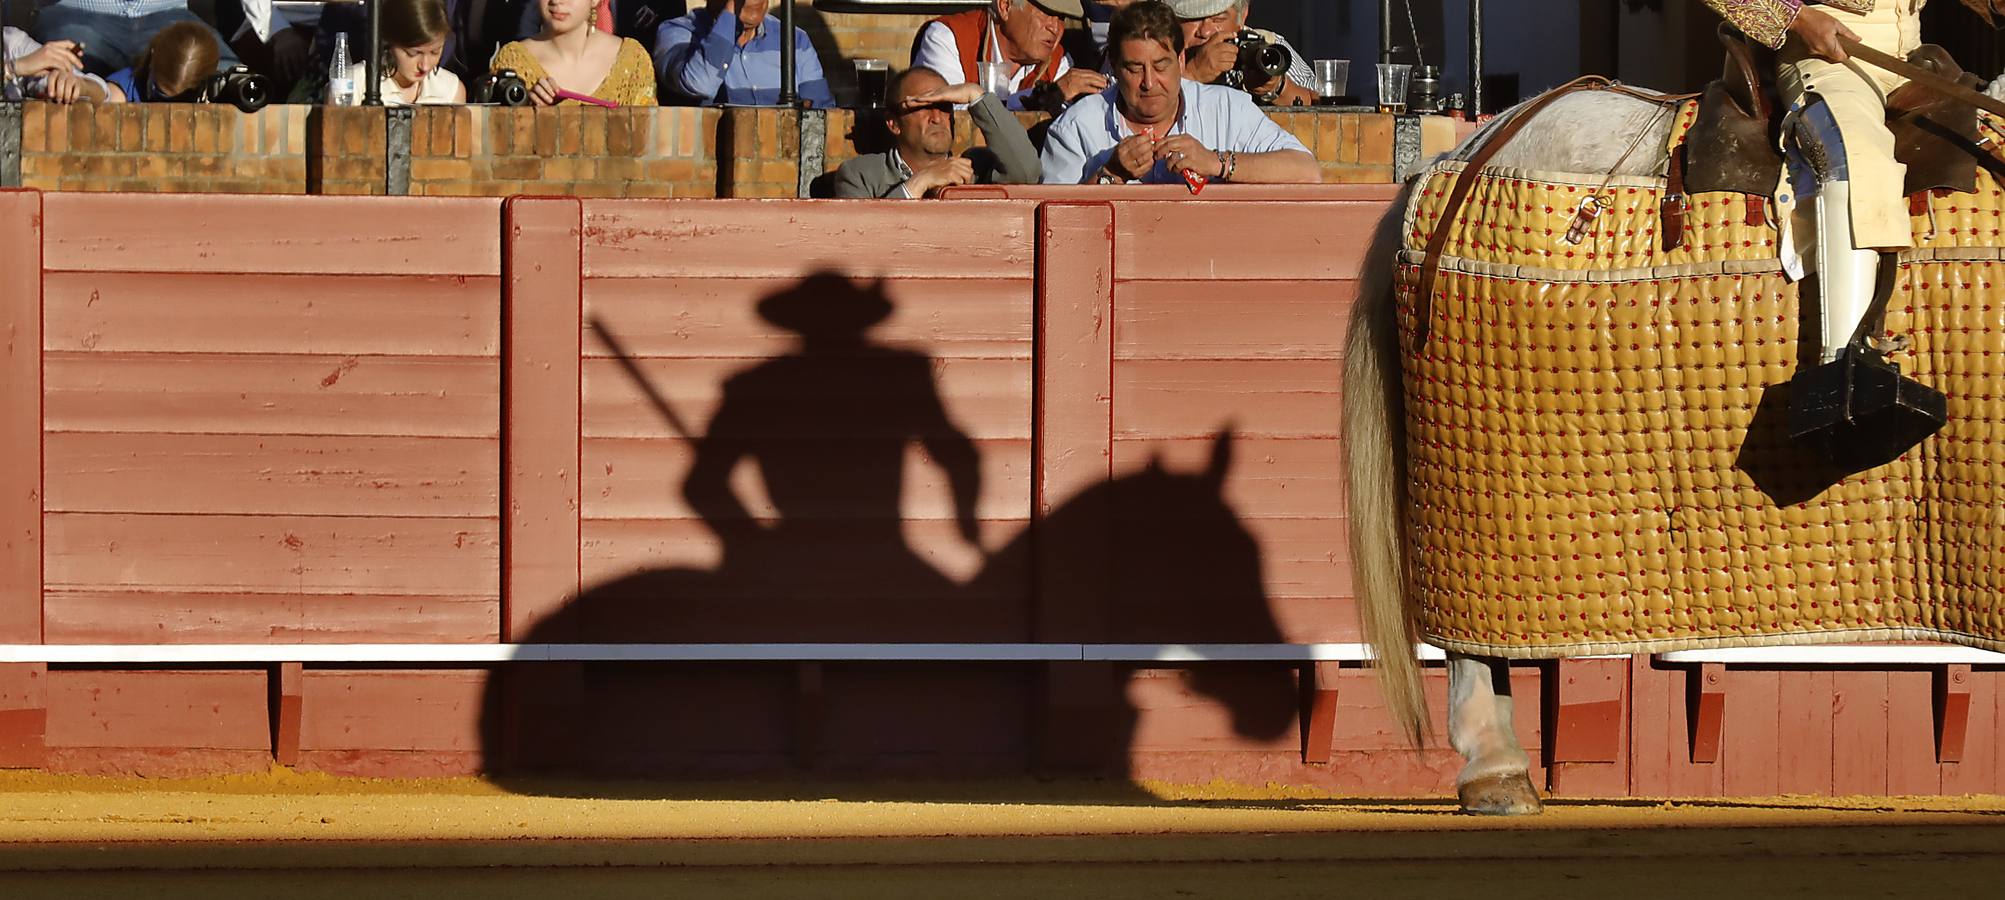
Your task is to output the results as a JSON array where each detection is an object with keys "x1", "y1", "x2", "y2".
[{"x1": 33, "y1": 0, "x2": 245, "y2": 75}]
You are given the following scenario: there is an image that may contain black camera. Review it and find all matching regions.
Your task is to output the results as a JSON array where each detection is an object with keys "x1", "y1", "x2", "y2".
[
  {"x1": 200, "y1": 65, "x2": 269, "y2": 113},
  {"x1": 1227, "y1": 29, "x2": 1292, "y2": 90},
  {"x1": 469, "y1": 69, "x2": 531, "y2": 107}
]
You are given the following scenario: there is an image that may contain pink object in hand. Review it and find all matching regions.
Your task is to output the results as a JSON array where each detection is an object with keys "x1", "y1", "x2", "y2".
[{"x1": 554, "y1": 89, "x2": 617, "y2": 108}]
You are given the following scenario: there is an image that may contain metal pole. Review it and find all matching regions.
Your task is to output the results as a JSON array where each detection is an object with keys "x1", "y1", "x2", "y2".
[
  {"x1": 779, "y1": 0, "x2": 797, "y2": 106},
  {"x1": 364, "y1": 0, "x2": 383, "y2": 106},
  {"x1": 1468, "y1": 0, "x2": 1483, "y2": 117},
  {"x1": 1380, "y1": 0, "x2": 1394, "y2": 63}
]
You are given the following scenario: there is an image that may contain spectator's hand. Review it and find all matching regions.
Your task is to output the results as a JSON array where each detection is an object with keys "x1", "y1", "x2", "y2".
[
  {"x1": 17, "y1": 39, "x2": 84, "y2": 78},
  {"x1": 271, "y1": 27, "x2": 311, "y2": 82},
  {"x1": 1054, "y1": 68, "x2": 1108, "y2": 101},
  {"x1": 1184, "y1": 32, "x2": 1239, "y2": 85},
  {"x1": 906, "y1": 156, "x2": 976, "y2": 196},
  {"x1": 1156, "y1": 134, "x2": 1222, "y2": 178},
  {"x1": 43, "y1": 68, "x2": 86, "y2": 104},
  {"x1": 905, "y1": 82, "x2": 985, "y2": 107},
  {"x1": 736, "y1": 0, "x2": 770, "y2": 30},
  {"x1": 530, "y1": 76, "x2": 563, "y2": 106},
  {"x1": 1105, "y1": 132, "x2": 1156, "y2": 181},
  {"x1": 1789, "y1": 7, "x2": 1859, "y2": 63}
]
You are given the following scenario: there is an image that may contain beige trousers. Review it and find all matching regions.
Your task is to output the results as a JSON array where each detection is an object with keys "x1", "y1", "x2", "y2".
[{"x1": 1777, "y1": 0, "x2": 1925, "y2": 250}]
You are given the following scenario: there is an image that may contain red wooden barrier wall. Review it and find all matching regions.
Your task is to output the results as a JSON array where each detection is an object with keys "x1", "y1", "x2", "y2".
[{"x1": 0, "y1": 188, "x2": 1998, "y2": 796}]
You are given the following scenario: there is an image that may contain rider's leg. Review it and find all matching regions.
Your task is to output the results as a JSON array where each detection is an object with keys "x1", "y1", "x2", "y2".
[{"x1": 1448, "y1": 653, "x2": 1541, "y2": 815}]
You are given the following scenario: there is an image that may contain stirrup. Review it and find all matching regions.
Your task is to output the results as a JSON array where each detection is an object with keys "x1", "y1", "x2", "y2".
[{"x1": 1788, "y1": 342, "x2": 1946, "y2": 470}]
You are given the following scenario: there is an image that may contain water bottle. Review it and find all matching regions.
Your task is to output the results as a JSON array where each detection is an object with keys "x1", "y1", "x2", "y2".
[{"x1": 328, "y1": 32, "x2": 357, "y2": 106}]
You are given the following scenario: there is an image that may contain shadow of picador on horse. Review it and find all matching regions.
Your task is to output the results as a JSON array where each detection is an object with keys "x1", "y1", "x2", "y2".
[{"x1": 477, "y1": 271, "x2": 1294, "y2": 797}]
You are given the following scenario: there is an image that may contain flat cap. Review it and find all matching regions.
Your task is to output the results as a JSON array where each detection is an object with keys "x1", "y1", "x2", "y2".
[{"x1": 1165, "y1": 0, "x2": 1234, "y2": 19}]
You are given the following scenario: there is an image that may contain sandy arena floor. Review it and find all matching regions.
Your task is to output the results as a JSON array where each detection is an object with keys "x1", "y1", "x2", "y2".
[{"x1": 0, "y1": 771, "x2": 2001, "y2": 898}]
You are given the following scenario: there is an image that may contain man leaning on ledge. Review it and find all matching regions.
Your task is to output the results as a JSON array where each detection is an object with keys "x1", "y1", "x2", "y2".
[
  {"x1": 832, "y1": 66, "x2": 1042, "y2": 198},
  {"x1": 1040, "y1": 0, "x2": 1319, "y2": 184}
]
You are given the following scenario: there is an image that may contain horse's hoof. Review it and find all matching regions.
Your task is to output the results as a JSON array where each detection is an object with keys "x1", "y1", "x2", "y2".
[{"x1": 1457, "y1": 772, "x2": 1544, "y2": 816}]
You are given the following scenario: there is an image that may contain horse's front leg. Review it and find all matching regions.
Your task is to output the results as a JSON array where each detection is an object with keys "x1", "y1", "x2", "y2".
[{"x1": 1447, "y1": 653, "x2": 1543, "y2": 815}]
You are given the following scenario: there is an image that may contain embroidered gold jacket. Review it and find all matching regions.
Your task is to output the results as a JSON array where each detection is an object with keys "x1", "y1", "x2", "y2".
[{"x1": 1701, "y1": 0, "x2": 1876, "y2": 49}]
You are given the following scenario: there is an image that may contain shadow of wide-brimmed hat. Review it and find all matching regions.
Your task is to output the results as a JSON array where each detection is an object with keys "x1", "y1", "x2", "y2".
[{"x1": 756, "y1": 271, "x2": 895, "y2": 336}]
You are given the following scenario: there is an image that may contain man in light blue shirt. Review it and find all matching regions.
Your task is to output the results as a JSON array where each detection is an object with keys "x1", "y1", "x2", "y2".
[
  {"x1": 1040, "y1": 0, "x2": 1317, "y2": 185},
  {"x1": 654, "y1": 0, "x2": 834, "y2": 107}
]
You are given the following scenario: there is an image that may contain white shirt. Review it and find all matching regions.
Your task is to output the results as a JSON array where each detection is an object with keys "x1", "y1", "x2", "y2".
[
  {"x1": 348, "y1": 62, "x2": 465, "y2": 106},
  {"x1": 1039, "y1": 79, "x2": 1311, "y2": 184},
  {"x1": 910, "y1": 17, "x2": 1073, "y2": 111}
]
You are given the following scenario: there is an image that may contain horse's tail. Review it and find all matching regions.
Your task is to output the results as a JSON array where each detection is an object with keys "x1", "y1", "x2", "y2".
[{"x1": 1344, "y1": 180, "x2": 1429, "y2": 748}]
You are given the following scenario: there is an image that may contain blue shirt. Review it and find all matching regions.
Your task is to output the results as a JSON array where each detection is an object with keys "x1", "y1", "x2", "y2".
[
  {"x1": 1040, "y1": 80, "x2": 1311, "y2": 185},
  {"x1": 653, "y1": 11, "x2": 834, "y2": 108}
]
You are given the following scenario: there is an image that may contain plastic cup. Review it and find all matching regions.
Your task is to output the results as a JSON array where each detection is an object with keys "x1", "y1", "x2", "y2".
[
  {"x1": 1313, "y1": 59, "x2": 1350, "y2": 104},
  {"x1": 1376, "y1": 62, "x2": 1412, "y2": 114},
  {"x1": 854, "y1": 58, "x2": 888, "y2": 109},
  {"x1": 976, "y1": 61, "x2": 1011, "y2": 96}
]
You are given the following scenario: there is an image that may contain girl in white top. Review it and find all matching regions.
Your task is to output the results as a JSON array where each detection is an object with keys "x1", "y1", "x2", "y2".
[{"x1": 339, "y1": 0, "x2": 466, "y2": 106}]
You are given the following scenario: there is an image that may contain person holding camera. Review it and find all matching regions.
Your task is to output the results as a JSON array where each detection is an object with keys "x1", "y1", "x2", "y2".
[
  {"x1": 1040, "y1": 0, "x2": 1316, "y2": 185},
  {"x1": 909, "y1": 0, "x2": 1106, "y2": 113},
  {"x1": 1169, "y1": 0, "x2": 1312, "y2": 106},
  {"x1": 333, "y1": 0, "x2": 466, "y2": 105},
  {"x1": 830, "y1": 66, "x2": 1041, "y2": 198},
  {"x1": 101, "y1": 20, "x2": 218, "y2": 101},
  {"x1": 4, "y1": 28, "x2": 114, "y2": 103},
  {"x1": 494, "y1": 0, "x2": 657, "y2": 105}
]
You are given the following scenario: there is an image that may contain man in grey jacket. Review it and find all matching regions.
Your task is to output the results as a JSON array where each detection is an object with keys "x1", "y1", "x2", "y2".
[{"x1": 831, "y1": 66, "x2": 1041, "y2": 198}]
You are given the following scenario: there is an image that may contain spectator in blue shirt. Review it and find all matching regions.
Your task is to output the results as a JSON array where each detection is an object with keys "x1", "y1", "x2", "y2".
[
  {"x1": 33, "y1": 0, "x2": 244, "y2": 75},
  {"x1": 653, "y1": 0, "x2": 833, "y2": 107}
]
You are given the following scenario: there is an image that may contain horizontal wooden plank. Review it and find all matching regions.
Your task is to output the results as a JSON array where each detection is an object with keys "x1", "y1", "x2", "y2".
[
  {"x1": 44, "y1": 670, "x2": 269, "y2": 750},
  {"x1": 1112, "y1": 201, "x2": 1393, "y2": 282},
  {"x1": 44, "y1": 272, "x2": 501, "y2": 356},
  {"x1": 1113, "y1": 280, "x2": 1355, "y2": 360},
  {"x1": 1112, "y1": 515, "x2": 1349, "y2": 601},
  {"x1": 43, "y1": 194, "x2": 503, "y2": 275},
  {"x1": 1125, "y1": 667, "x2": 1302, "y2": 752},
  {"x1": 45, "y1": 513, "x2": 499, "y2": 596},
  {"x1": 585, "y1": 277, "x2": 1031, "y2": 359},
  {"x1": 580, "y1": 517, "x2": 1025, "y2": 600},
  {"x1": 1113, "y1": 360, "x2": 1342, "y2": 439},
  {"x1": 582, "y1": 357, "x2": 1031, "y2": 440},
  {"x1": 42, "y1": 592, "x2": 500, "y2": 644},
  {"x1": 580, "y1": 201, "x2": 1037, "y2": 279},
  {"x1": 299, "y1": 670, "x2": 488, "y2": 752},
  {"x1": 583, "y1": 437, "x2": 1030, "y2": 521},
  {"x1": 1110, "y1": 437, "x2": 1345, "y2": 520},
  {"x1": 45, "y1": 433, "x2": 498, "y2": 517},
  {"x1": 45, "y1": 353, "x2": 499, "y2": 437}
]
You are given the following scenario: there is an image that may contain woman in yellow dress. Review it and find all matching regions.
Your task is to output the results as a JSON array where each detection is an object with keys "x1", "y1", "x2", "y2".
[{"x1": 491, "y1": 0, "x2": 657, "y2": 106}]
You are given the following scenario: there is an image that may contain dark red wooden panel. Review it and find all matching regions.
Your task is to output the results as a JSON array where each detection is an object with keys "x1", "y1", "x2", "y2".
[
  {"x1": 580, "y1": 201, "x2": 1037, "y2": 279},
  {"x1": 1035, "y1": 202, "x2": 1115, "y2": 647},
  {"x1": 0, "y1": 191, "x2": 40, "y2": 644},
  {"x1": 1124, "y1": 666, "x2": 1302, "y2": 752},
  {"x1": 44, "y1": 352, "x2": 499, "y2": 438},
  {"x1": 1111, "y1": 438, "x2": 1345, "y2": 519},
  {"x1": 585, "y1": 277, "x2": 1032, "y2": 360},
  {"x1": 1721, "y1": 668, "x2": 1780, "y2": 797},
  {"x1": 1940, "y1": 668, "x2": 1998, "y2": 794},
  {"x1": 44, "y1": 513, "x2": 500, "y2": 595},
  {"x1": 298, "y1": 670, "x2": 488, "y2": 753},
  {"x1": 43, "y1": 273, "x2": 500, "y2": 356},
  {"x1": 273, "y1": 663, "x2": 302, "y2": 766},
  {"x1": 1112, "y1": 201, "x2": 1394, "y2": 282},
  {"x1": 44, "y1": 670, "x2": 269, "y2": 749},
  {"x1": 0, "y1": 663, "x2": 47, "y2": 768},
  {"x1": 1776, "y1": 668, "x2": 1837, "y2": 795},
  {"x1": 1113, "y1": 280, "x2": 1354, "y2": 360},
  {"x1": 1113, "y1": 361, "x2": 1342, "y2": 439},
  {"x1": 42, "y1": 591, "x2": 499, "y2": 644},
  {"x1": 42, "y1": 194, "x2": 503, "y2": 275},
  {"x1": 581, "y1": 437, "x2": 1031, "y2": 521},
  {"x1": 45, "y1": 433, "x2": 498, "y2": 518},
  {"x1": 816, "y1": 664, "x2": 1030, "y2": 775},
  {"x1": 502, "y1": 197, "x2": 584, "y2": 641},
  {"x1": 1886, "y1": 669, "x2": 1940, "y2": 796},
  {"x1": 1832, "y1": 669, "x2": 1891, "y2": 795},
  {"x1": 580, "y1": 357, "x2": 1032, "y2": 441},
  {"x1": 1113, "y1": 516, "x2": 1348, "y2": 600}
]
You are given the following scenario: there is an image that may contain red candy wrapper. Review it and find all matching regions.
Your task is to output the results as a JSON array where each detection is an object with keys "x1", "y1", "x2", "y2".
[{"x1": 1181, "y1": 168, "x2": 1208, "y2": 195}]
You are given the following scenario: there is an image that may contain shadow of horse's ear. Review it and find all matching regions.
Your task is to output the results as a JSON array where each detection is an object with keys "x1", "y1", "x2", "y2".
[{"x1": 1204, "y1": 427, "x2": 1235, "y2": 490}]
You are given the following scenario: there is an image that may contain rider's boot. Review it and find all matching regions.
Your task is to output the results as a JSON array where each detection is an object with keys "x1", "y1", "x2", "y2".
[{"x1": 1787, "y1": 179, "x2": 1946, "y2": 469}]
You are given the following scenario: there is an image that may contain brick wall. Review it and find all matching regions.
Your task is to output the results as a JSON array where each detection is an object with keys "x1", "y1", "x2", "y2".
[
  {"x1": 5, "y1": 100, "x2": 1428, "y2": 197},
  {"x1": 802, "y1": 2, "x2": 963, "y2": 107}
]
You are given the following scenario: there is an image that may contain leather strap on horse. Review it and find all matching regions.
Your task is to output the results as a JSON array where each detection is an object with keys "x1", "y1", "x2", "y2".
[{"x1": 1413, "y1": 77, "x2": 1694, "y2": 350}]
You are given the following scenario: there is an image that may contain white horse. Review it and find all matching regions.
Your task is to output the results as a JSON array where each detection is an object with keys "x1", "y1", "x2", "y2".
[{"x1": 1344, "y1": 89, "x2": 1710, "y2": 815}]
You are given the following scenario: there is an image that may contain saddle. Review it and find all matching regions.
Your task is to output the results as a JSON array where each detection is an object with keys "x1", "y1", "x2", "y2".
[{"x1": 1677, "y1": 24, "x2": 1988, "y2": 212}]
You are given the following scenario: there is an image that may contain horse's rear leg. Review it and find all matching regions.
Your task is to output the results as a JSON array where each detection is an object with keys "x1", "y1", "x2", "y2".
[{"x1": 1448, "y1": 653, "x2": 1543, "y2": 815}]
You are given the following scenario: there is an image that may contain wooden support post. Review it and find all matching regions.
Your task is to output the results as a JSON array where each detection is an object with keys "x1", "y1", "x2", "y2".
[
  {"x1": 0, "y1": 190, "x2": 42, "y2": 650},
  {"x1": 1688, "y1": 662, "x2": 1726, "y2": 764},
  {"x1": 501, "y1": 196, "x2": 584, "y2": 642},
  {"x1": 1031, "y1": 202, "x2": 1117, "y2": 773},
  {"x1": 271, "y1": 662, "x2": 304, "y2": 766},
  {"x1": 1935, "y1": 664, "x2": 1972, "y2": 764},
  {"x1": 1303, "y1": 661, "x2": 1343, "y2": 764},
  {"x1": 793, "y1": 661, "x2": 823, "y2": 771},
  {"x1": 1552, "y1": 657, "x2": 1625, "y2": 763},
  {"x1": 0, "y1": 663, "x2": 46, "y2": 768}
]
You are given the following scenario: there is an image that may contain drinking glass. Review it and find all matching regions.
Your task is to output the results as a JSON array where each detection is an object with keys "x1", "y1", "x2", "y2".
[
  {"x1": 1376, "y1": 62, "x2": 1412, "y2": 114},
  {"x1": 976, "y1": 61, "x2": 1010, "y2": 96},
  {"x1": 854, "y1": 58, "x2": 888, "y2": 110},
  {"x1": 1313, "y1": 59, "x2": 1350, "y2": 105}
]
